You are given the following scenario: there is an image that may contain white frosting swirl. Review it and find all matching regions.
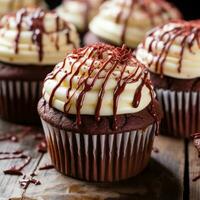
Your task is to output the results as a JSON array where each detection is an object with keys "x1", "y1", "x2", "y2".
[
  {"x1": 136, "y1": 20, "x2": 200, "y2": 79},
  {"x1": 89, "y1": 0, "x2": 181, "y2": 48},
  {"x1": 0, "y1": 8, "x2": 80, "y2": 65},
  {"x1": 43, "y1": 44, "x2": 154, "y2": 116},
  {"x1": 0, "y1": 0, "x2": 45, "y2": 17},
  {"x1": 56, "y1": 0, "x2": 105, "y2": 32}
]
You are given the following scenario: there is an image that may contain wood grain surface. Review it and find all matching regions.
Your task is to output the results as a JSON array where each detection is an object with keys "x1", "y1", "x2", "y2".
[{"x1": 0, "y1": 119, "x2": 199, "y2": 200}]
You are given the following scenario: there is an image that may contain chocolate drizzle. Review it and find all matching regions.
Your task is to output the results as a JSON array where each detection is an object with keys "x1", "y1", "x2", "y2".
[
  {"x1": 115, "y1": 0, "x2": 179, "y2": 44},
  {"x1": 37, "y1": 140, "x2": 47, "y2": 153},
  {"x1": 15, "y1": 8, "x2": 27, "y2": 54},
  {"x1": 39, "y1": 164, "x2": 54, "y2": 170},
  {"x1": 192, "y1": 175, "x2": 200, "y2": 182},
  {"x1": 19, "y1": 174, "x2": 41, "y2": 189},
  {"x1": 192, "y1": 132, "x2": 200, "y2": 156},
  {"x1": 0, "y1": 127, "x2": 44, "y2": 176},
  {"x1": 46, "y1": 43, "x2": 159, "y2": 130},
  {"x1": 143, "y1": 20, "x2": 200, "y2": 76},
  {"x1": 3, "y1": 155, "x2": 31, "y2": 175},
  {"x1": 6, "y1": 8, "x2": 74, "y2": 62}
]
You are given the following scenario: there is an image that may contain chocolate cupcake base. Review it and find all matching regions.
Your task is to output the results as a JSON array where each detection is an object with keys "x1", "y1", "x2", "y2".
[
  {"x1": 156, "y1": 89, "x2": 200, "y2": 138},
  {"x1": 38, "y1": 98, "x2": 161, "y2": 182},
  {"x1": 41, "y1": 119, "x2": 156, "y2": 182},
  {"x1": 150, "y1": 73, "x2": 200, "y2": 138},
  {"x1": 0, "y1": 62, "x2": 52, "y2": 124}
]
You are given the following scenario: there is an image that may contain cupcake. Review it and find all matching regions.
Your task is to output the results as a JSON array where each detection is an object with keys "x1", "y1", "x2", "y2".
[
  {"x1": 56, "y1": 0, "x2": 105, "y2": 35},
  {"x1": 0, "y1": 0, "x2": 45, "y2": 17},
  {"x1": 38, "y1": 43, "x2": 162, "y2": 182},
  {"x1": 0, "y1": 8, "x2": 80, "y2": 124},
  {"x1": 136, "y1": 20, "x2": 200, "y2": 138},
  {"x1": 84, "y1": 0, "x2": 182, "y2": 49}
]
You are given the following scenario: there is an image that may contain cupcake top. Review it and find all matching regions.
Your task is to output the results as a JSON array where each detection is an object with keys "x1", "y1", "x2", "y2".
[
  {"x1": 56, "y1": 0, "x2": 105, "y2": 33},
  {"x1": 89, "y1": 0, "x2": 181, "y2": 48},
  {"x1": 0, "y1": 0, "x2": 44, "y2": 17},
  {"x1": 43, "y1": 43, "x2": 158, "y2": 128},
  {"x1": 136, "y1": 20, "x2": 200, "y2": 79},
  {"x1": 0, "y1": 8, "x2": 80, "y2": 65}
]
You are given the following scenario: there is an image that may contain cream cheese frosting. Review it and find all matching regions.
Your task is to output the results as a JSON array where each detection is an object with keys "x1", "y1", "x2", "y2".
[
  {"x1": 43, "y1": 43, "x2": 156, "y2": 121},
  {"x1": 0, "y1": 8, "x2": 80, "y2": 65},
  {"x1": 136, "y1": 20, "x2": 200, "y2": 79},
  {"x1": 89, "y1": 0, "x2": 181, "y2": 48},
  {"x1": 56, "y1": 0, "x2": 105, "y2": 32},
  {"x1": 0, "y1": 0, "x2": 45, "y2": 17}
]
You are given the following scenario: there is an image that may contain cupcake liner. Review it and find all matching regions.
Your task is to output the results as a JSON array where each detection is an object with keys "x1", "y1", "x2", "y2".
[
  {"x1": 156, "y1": 89, "x2": 200, "y2": 138},
  {"x1": 41, "y1": 118, "x2": 157, "y2": 182},
  {"x1": 0, "y1": 79, "x2": 43, "y2": 124}
]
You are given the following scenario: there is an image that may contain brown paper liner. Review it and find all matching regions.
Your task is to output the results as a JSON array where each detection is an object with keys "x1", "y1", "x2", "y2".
[
  {"x1": 156, "y1": 89, "x2": 200, "y2": 138},
  {"x1": 0, "y1": 80, "x2": 43, "y2": 124},
  {"x1": 41, "y1": 118, "x2": 157, "y2": 182}
]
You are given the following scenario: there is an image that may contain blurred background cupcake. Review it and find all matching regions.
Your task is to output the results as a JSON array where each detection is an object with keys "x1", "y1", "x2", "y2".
[
  {"x1": 84, "y1": 0, "x2": 182, "y2": 49},
  {"x1": 136, "y1": 20, "x2": 200, "y2": 138},
  {"x1": 0, "y1": 8, "x2": 80, "y2": 124},
  {"x1": 0, "y1": 0, "x2": 46, "y2": 17},
  {"x1": 38, "y1": 43, "x2": 162, "y2": 182},
  {"x1": 56, "y1": 0, "x2": 106, "y2": 36}
]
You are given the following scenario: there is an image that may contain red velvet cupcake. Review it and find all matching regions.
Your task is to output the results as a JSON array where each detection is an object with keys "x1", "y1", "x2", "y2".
[
  {"x1": 136, "y1": 20, "x2": 200, "y2": 138},
  {"x1": 38, "y1": 43, "x2": 162, "y2": 182},
  {"x1": 0, "y1": 8, "x2": 80, "y2": 124}
]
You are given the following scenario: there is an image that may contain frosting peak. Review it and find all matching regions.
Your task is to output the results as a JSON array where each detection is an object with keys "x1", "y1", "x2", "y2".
[
  {"x1": 43, "y1": 43, "x2": 157, "y2": 129},
  {"x1": 136, "y1": 20, "x2": 200, "y2": 79},
  {"x1": 0, "y1": 8, "x2": 80, "y2": 65},
  {"x1": 0, "y1": 0, "x2": 44, "y2": 17},
  {"x1": 56, "y1": 0, "x2": 105, "y2": 32},
  {"x1": 89, "y1": 0, "x2": 182, "y2": 48}
]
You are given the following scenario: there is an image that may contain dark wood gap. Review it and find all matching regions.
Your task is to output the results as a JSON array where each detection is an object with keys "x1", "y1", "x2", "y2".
[{"x1": 183, "y1": 139, "x2": 190, "y2": 200}]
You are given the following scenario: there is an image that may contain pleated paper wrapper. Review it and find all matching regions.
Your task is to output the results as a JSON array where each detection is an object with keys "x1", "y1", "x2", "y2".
[
  {"x1": 156, "y1": 89, "x2": 200, "y2": 138},
  {"x1": 41, "y1": 118, "x2": 157, "y2": 182},
  {"x1": 0, "y1": 80, "x2": 43, "y2": 124}
]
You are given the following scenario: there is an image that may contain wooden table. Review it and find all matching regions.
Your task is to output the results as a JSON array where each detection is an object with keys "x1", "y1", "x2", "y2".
[{"x1": 0, "y1": 119, "x2": 199, "y2": 200}]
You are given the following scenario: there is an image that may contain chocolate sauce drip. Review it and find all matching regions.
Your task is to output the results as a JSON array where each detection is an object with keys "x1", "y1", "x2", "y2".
[
  {"x1": 19, "y1": 174, "x2": 41, "y2": 189},
  {"x1": 0, "y1": 150, "x2": 23, "y2": 155},
  {"x1": 145, "y1": 20, "x2": 200, "y2": 75},
  {"x1": 39, "y1": 164, "x2": 54, "y2": 170},
  {"x1": 192, "y1": 132, "x2": 200, "y2": 156},
  {"x1": 29, "y1": 9, "x2": 45, "y2": 62},
  {"x1": 46, "y1": 44, "x2": 158, "y2": 130},
  {"x1": 152, "y1": 147, "x2": 159, "y2": 153},
  {"x1": 55, "y1": 15, "x2": 60, "y2": 51},
  {"x1": 4, "y1": 156, "x2": 31, "y2": 175},
  {"x1": 192, "y1": 175, "x2": 200, "y2": 182},
  {"x1": 132, "y1": 71, "x2": 148, "y2": 108},
  {"x1": 0, "y1": 154, "x2": 27, "y2": 160},
  {"x1": 15, "y1": 9, "x2": 27, "y2": 54},
  {"x1": 37, "y1": 140, "x2": 47, "y2": 153},
  {"x1": 12, "y1": 8, "x2": 73, "y2": 62},
  {"x1": 115, "y1": 0, "x2": 175, "y2": 44}
]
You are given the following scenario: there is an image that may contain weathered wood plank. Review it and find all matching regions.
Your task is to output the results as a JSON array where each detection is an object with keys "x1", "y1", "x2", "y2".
[
  {"x1": 23, "y1": 135, "x2": 185, "y2": 200},
  {"x1": 0, "y1": 120, "x2": 44, "y2": 200},
  {"x1": 188, "y1": 141, "x2": 200, "y2": 200},
  {"x1": 152, "y1": 136, "x2": 185, "y2": 200}
]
